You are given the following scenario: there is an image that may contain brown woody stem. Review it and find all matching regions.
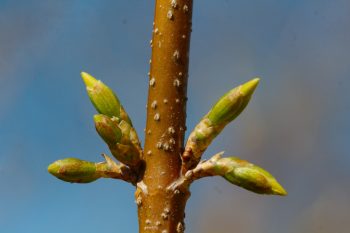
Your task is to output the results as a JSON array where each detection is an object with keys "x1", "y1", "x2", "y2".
[
  {"x1": 136, "y1": 0, "x2": 193, "y2": 232},
  {"x1": 99, "y1": 154, "x2": 139, "y2": 185},
  {"x1": 168, "y1": 152, "x2": 224, "y2": 192}
]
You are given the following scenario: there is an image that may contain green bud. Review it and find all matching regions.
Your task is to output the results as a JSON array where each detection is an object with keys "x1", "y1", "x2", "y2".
[
  {"x1": 215, "y1": 157, "x2": 287, "y2": 195},
  {"x1": 94, "y1": 114, "x2": 122, "y2": 145},
  {"x1": 93, "y1": 114, "x2": 141, "y2": 167},
  {"x1": 118, "y1": 119, "x2": 142, "y2": 150},
  {"x1": 208, "y1": 78, "x2": 259, "y2": 125},
  {"x1": 114, "y1": 120, "x2": 142, "y2": 167},
  {"x1": 81, "y1": 72, "x2": 132, "y2": 125},
  {"x1": 184, "y1": 78, "x2": 260, "y2": 169},
  {"x1": 47, "y1": 158, "x2": 99, "y2": 183},
  {"x1": 109, "y1": 144, "x2": 141, "y2": 167}
]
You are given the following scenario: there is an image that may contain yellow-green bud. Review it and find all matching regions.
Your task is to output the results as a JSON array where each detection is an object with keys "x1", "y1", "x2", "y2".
[
  {"x1": 94, "y1": 114, "x2": 122, "y2": 145},
  {"x1": 118, "y1": 119, "x2": 142, "y2": 150},
  {"x1": 109, "y1": 143, "x2": 141, "y2": 167},
  {"x1": 183, "y1": 78, "x2": 260, "y2": 170},
  {"x1": 48, "y1": 158, "x2": 99, "y2": 183},
  {"x1": 81, "y1": 72, "x2": 132, "y2": 125},
  {"x1": 208, "y1": 78, "x2": 259, "y2": 124},
  {"x1": 93, "y1": 114, "x2": 141, "y2": 167},
  {"x1": 216, "y1": 157, "x2": 287, "y2": 195}
]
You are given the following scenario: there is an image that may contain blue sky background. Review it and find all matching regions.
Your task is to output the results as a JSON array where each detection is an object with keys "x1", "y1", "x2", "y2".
[{"x1": 1, "y1": 0, "x2": 350, "y2": 232}]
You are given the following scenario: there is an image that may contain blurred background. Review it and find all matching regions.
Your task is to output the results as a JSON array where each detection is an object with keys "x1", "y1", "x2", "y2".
[{"x1": 1, "y1": 0, "x2": 349, "y2": 232}]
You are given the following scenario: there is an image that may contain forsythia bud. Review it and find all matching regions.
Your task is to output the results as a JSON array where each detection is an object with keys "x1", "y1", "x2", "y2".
[
  {"x1": 94, "y1": 114, "x2": 142, "y2": 167},
  {"x1": 184, "y1": 78, "x2": 260, "y2": 169},
  {"x1": 207, "y1": 78, "x2": 259, "y2": 124},
  {"x1": 81, "y1": 71, "x2": 132, "y2": 125},
  {"x1": 48, "y1": 158, "x2": 99, "y2": 183},
  {"x1": 215, "y1": 157, "x2": 287, "y2": 195},
  {"x1": 94, "y1": 114, "x2": 122, "y2": 145},
  {"x1": 48, "y1": 154, "x2": 138, "y2": 184}
]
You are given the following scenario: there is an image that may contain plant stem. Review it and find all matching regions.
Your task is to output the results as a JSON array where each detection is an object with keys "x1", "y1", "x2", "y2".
[{"x1": 136, "y1": 0, "x2": 193, "y2": 232}]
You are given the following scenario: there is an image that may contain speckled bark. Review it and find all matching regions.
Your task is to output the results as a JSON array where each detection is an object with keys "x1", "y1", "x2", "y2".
[{"x1": 136, "y1": 0, "x2": 193, "y2": 233}]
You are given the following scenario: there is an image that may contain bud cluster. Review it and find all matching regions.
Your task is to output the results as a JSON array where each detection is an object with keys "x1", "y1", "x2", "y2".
[{"x1": 82, "y1": 72, "x2": 142, "y2": 168}]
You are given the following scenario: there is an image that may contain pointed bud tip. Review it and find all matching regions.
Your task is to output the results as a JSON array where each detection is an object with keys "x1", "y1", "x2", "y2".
[
  {"x1": 47, "y1": 162, "x2": 59, "y2": 175},
  {"x1": 81, "y1": 71, "x2": 97, "y2": 88},
  {"x1": 272, "y1": 182, "x2": 288, "y2": 196},
  {"x1": 240, "y1": 77, "x2": 260, "y2": 96}
]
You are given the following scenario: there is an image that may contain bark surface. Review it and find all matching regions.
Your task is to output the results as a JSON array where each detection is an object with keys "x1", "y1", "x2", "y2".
[{"x1": 136, "y1": 1, "x2": 193, "y2": 232}]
